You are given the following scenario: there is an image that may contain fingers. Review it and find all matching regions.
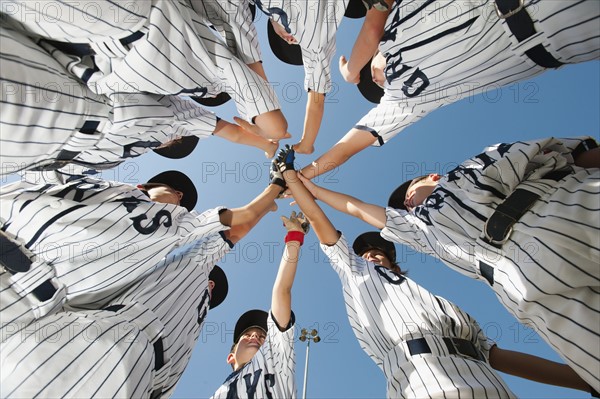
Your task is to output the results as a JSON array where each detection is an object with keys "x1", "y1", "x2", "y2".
[{"x1": 290, "y1": 210, "x2": 297, "y2": 219}]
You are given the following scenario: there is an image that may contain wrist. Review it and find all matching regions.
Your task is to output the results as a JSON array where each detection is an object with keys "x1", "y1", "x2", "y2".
[{"x1": 285, "y1": 231, "x2": 305, "y2": 245}]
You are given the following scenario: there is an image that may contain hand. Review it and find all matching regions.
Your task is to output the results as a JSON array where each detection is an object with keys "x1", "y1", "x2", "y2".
[
  {"x1": 281, "y1": 211, "x2": 310, "y2": 234},
  {"x1": 276, "y1": 144, "x2": 296, "y2": 172},
  {"x1": 362, "y1": 0, "x2": 389, "y2": 11},
  {"x1": 297, "y1": 172, "x2": 319, "y2": 199},
  {"x1": 269, "y1": 159, "x2": 286, "y2": 193},
  {"x1": 339, "y1": 55, "x2": 360, "y2": 84}
]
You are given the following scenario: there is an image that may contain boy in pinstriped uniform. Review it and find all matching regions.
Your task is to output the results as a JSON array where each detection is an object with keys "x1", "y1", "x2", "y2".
[
  {"x1": 0, "y1": 25, "x2": 277, "y2": 176},
  {"x1": 277, "y1": 146, "x2": 597, "y2": 398},
  {"x1": 211, "y1": 211, "x2": 308, "y2": 398},
  {"x1": 0, "y1": 167, "x2": 285, "y2": 398}
]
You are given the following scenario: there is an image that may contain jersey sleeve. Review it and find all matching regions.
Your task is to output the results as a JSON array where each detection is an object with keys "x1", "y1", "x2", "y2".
[
  {"x1": 265, "y1": 311, "x2": 296, "y2": 391},
  {"x1": 175, "y1": 207, "x2": 231, "y2": 245},
  {"x1": 353, "y1": 99, "x2": 429, "y2": 147},
  {"x1": 2, "y1": 0, "x2": 151, "y2": 41},
  {"x1": 301, "y1": 37, "x2": 336, "y2": 94},
  {"x1": 380, "y1": 207, "x2": 433, "y2": 254},
  {"x1": 320, "y1": 233, "x2": 366, "y2": 279}
]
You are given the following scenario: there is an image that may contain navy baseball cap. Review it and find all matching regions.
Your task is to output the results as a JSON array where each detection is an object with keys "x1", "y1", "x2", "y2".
[
  {"x1": 344, "y1": 0, "x2": 367, "y2": 18},
  {"x1": 143, "y1": 170, "x2": 198, "y2": 211},
  {"x1": 208, "y1": 265, "x2": 228, "y2": 309},
  {"x1": 190, "y1": 92, "x2": 232, "y2": 107},
  {"x1": 388, "y1": 175, "x2": 429, "y2": 211},
  {"x1": 352, "y1": 231, "x2": 397, "y2": 264},
  {"x1": 357, "y1": 58, "x2": 384, "y2": 104},
  {"x1": 233, "y1": 309, "x2": 269, "y2": 344},
  {"x1": 153, "y1": 135, "x2": 200, "y2": 159},
  {"x1": 267, "y1": 20, "x2": 303, "y2": 66}
]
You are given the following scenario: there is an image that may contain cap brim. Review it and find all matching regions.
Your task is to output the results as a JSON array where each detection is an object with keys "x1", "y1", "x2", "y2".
[
  {"x1": 388, "y1": 180, "x2": 413, "y2": 211},
  {"x1": 267, "y1": 20, "x2": 303, "y2": 66},
  {"x1": 345, "y1": 0, "x2": 367, "y2": 18},
  {"x1": 152, "y1": 135, "x2": 199, "y2": 159},
  {"x1": 208, "y1": 265, "x2": 228, "y2": 309},
  {"x1": 352, "y1": 231, "x2": 396, "y2": 264},
  {"x1": 146, "y1": 170, "x2": 198, "y2": 211},
  {"x1": 233, "y1": 309, "x2": 269, "y2": 344},
  {"x1": 357, "y1": 60, "x2": 384, "y2": 104},
  {"x1": 190, "y1": 92, "x2": 232, "y2": 107}
]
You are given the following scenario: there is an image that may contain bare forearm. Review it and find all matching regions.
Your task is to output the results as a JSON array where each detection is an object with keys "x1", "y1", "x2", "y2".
[
  {"x1": 283, "y1": 170, "x2": 339, "y2": 244},
  {"x1": 300, "y1": 92, "x2": 325, "y2": 144},
  {"x1": 220, "y1": 185, "x2": 278, "y2": 227},
  {"x1": 346, "y1": 6, "x2": 390, "y2": 77},
  {"x1": 489, "y1": 346, "x2": 591, "y2": 392},
  {"x1": 271, "y1": 241, "x2": 300, "y2": 327},
  {"x1": 300, "y1": 128, "x2": 376, "y2": 179}
]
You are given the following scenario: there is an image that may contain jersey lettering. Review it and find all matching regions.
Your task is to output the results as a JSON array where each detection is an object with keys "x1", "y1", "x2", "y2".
[
  {"x1": 401, "y1": 68, "x2": 430, "y2": 98},
  {"x1": 242, "y1": 369, "x2": 263, "y2": 398},
  {"x1": 375, "y1": 265, "x2": 405, "y2": 285},
  {"x1": 130, "y1": 209, "x2": 172, "y2": 234},
  {"x1": 263, "y1": 373, "x2": 275, "y2": 399}
]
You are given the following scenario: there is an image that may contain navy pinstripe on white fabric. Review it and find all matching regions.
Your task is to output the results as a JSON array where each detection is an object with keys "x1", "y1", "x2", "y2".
[
  {"x1": 322, "y1": 234, "x2": 515, "y2": 398},
  {"x1": 381, "y1": 136, "x2": 600, "y2": 391},
  {"x1": 355, "y1": 0, "x2": 599, "y2": 146}
]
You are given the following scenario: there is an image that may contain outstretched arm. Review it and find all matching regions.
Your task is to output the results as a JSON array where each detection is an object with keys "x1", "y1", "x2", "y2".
[
  {"x1": 489, "y1": 346, "x2": 593, "y2": 394},
  {"x1": 219, "y1": 183, "x2": 280, "y2": 237},
  {"x1": 271, "y1": 212, "x2": 308, "y2": 327},
  {"x1": 277, "y1": 148, "x2": 339, "y2": 245},
  {"x1": 297, "y1": 173, "x2": 386, "y2": 229},
  {"x1": 294, "y1": 91, "x2": 325, "y2": 155},
  {"x1": 299, "y1": 127, "x2": 377, "y2": 179},
  {"x1": 339, "y1": 2, "x2": 392, "y2": 83}
]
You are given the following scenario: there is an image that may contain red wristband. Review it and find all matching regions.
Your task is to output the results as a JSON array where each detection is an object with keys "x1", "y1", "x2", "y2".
[{"x1": 285, "y1": 231, "x2": 305, "y2": 245}]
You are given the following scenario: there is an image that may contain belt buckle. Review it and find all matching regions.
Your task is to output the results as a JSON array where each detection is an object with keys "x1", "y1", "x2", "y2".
[
  {"x1": 494, "y1": 0, "x2": 524, "y2": 19},
  {"x1": 483, "y1": 216, "x2": 513, "y2": 246}
]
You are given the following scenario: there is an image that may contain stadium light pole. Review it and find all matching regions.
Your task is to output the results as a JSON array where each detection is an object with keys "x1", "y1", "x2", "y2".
[{"x1": 299, "y1": 328, "x2": 320, "y2": 399}]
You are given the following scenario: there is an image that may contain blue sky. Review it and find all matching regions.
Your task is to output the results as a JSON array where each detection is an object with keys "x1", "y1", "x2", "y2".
[{"x1": 4, "y1": 9, "x2": 598, "y2": 399}]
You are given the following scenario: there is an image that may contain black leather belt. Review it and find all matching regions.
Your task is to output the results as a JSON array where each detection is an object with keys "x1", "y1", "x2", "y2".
[
  {"x1": 0, "y1": 232, "x2": 57, "y2": 301},
  {"x1": 42, "y1": 31, "x2": 145, "y2": 57},
  {"x1": 407, "y1": 337, "x2": 485, "y2": 361},
  {"x1": 483, "y1": 169, "x2": 572, "y2": 248},
  {"x1": 104, "y1": 304, "x2": 164, "y2": 399},
  {"x1": 494, "y1": 0, "x2": 563, "y2": 68}
]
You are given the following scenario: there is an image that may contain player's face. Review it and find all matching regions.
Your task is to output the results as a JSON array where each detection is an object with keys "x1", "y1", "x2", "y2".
[
  {"x1": 271, "y1": 20, "x2": 298, "y2": 44},
  {"x1": 146, "y1": 184, "x2": 183, "y2": 206},
  {"x1": 404, "y1": 174, "x2": 441, "y2": 211},
  {"x1": 371, "y1": 52, "x2": 386, "y2": 89},
  {"x1": 362, "y1": 249, "x2": 391, "y2": 268},
  {"x1": 233, "y1": 327, "x2": 266, "y2": 366}
]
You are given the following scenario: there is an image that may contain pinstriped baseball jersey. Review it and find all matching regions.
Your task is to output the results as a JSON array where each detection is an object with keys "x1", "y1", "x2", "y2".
[
  {"x1": 211, "y1": 312, "x2": 296, "y2": 399},
  {"x1": 0, "y1": 170, "x2": 230, "y2": 322},
  {"x1": 2, "y1": 0, "x2": 281, "y2": 121},
  {"x1": 189, "y1": 0, "x2": 262, "y2": 64},
  {"x1": 380, "y1": 136, "x2": 600, "y2": 391},
  {"x1": 0, "y1": 25, "x2": 217, "y2": 175},
  {"x1": 1, "y1": 235, "x2": 231, "y2": 398},
  {"x1": 321, "y1": 234, "x2": 515, "y2": 398},
  {"x1": 253, "y1": 0, "x2": 349, "y2": 93},
  {"x1": 355, "y1": 0, "x2": 599, "y2": 146}
]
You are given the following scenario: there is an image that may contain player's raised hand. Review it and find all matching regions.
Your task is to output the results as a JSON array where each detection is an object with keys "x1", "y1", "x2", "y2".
[
  {"x1": 361, "y1": 0, "x2": 389, "y2": 11},
  {"x1": 281, "y1": 211, "x2": 310, "y2": 234},
  {"x1": 297, "y1": 172, "x2": 320, "y2": 200},
  {"x1": 269, "y1": 159, "x2": 287, "y2": 194},
  {"x1": 339, "y1": 55, "x2": 360, "y2": 84},
  {"x1": 276, "y1": 144, "x2": 296, "y2": 172}
]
